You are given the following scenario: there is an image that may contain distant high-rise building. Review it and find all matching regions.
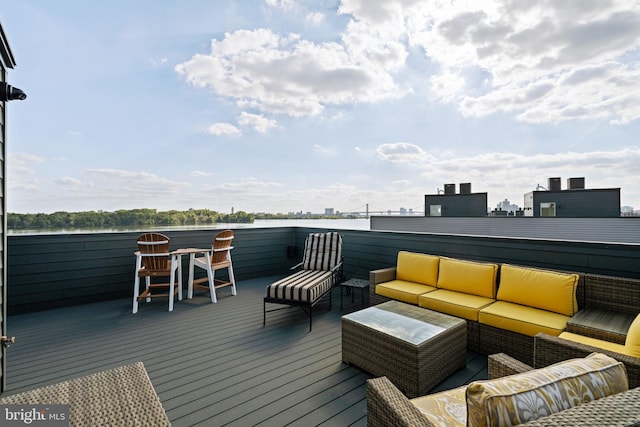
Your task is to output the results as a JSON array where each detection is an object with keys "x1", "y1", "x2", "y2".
[{"x1": 496, "y1": 199, "x2": 519, "y2": 213}]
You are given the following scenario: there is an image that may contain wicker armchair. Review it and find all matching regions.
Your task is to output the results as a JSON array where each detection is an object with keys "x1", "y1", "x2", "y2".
[
  {"x1": 534, "y1": 332, "x2": 640, "y2": 388},
  {"x1": 367, "y1": 353, "x2": 640, "y2": 427},
  {"x1": 366, "y1": 353, "x2": 530, "y2": 427}
]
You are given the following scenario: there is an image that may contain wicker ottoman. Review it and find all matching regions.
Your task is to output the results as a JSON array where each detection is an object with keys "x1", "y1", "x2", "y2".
[{"x1": 342, "y1": 300, "x2": 466, "y2": 398}]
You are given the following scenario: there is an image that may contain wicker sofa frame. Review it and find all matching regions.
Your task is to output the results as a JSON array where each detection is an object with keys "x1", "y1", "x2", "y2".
[
  {"x1": 370, "y1": 262, "x2": 640, "y2": 366},
  {"x1": 366, "y1": 353, "x2": 640, "y2": 427}
]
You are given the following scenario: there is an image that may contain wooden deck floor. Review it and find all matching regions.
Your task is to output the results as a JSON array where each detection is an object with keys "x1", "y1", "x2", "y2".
[{"x1": 4, "y1": 276, "x2": 487, "y2": 426}]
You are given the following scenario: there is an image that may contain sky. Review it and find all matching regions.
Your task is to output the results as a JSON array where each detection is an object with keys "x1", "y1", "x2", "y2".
[{"x1": 2, "y1": 0, "x2": 640, "y2": 215}]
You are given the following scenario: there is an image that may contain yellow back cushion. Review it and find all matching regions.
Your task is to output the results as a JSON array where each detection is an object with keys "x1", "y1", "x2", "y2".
[
  {"x1": 396, "y1": 251, "x2": 440, "y2": 286},
  {"x1": 497, "y1": 264, "x2": 579, "y2": 316},
  {"x1": 466, "y1": 352, "x2": 628, "y2": 427},
  {"x1": 436, "y1": 257, "x2": 498, "y2": 298},
  {"x1": 625, "y1": 313, "x2": 640, "y2": 357}
]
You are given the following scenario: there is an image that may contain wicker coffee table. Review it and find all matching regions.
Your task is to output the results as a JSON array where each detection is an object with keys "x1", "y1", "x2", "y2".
[{"x1": 342, "y1": 300, "x2": 466, "y2": 398}]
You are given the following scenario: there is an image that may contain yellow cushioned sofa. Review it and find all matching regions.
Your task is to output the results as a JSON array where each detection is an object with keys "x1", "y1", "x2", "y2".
[{"x1": 370, "y1": 251, "x2": 581, "y2": 363}]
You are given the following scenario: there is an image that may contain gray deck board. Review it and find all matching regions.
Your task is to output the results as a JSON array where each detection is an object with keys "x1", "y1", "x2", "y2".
[{"x1": 4, "y1": 276, "x2": 487, "y2": 426}]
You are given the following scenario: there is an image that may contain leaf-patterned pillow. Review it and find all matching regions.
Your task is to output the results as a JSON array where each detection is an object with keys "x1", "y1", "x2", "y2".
[{"x1": 466, "y1": 353, "x2": 628, "y2": 427}]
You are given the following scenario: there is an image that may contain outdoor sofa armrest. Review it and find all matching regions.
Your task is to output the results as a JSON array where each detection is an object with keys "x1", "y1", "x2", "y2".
[
  {"x1": 366, "y1": 376, "x2": 434, "y2": 427},
  {"x1": 369, "y1": 267, "x2": 396, "y2": 286},
  {"x1": 488, "y1": 352, "x2": 534, "y2": 378},
  {"x1": 534, "y1": 333, "x2": 640, "y2": 388}
]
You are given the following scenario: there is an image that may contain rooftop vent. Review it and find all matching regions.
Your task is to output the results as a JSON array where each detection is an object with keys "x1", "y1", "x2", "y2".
[
  {"x1": 548, "y1": 177, "x2": 561, "y2": 191},
  {"x1": 567, "y1": 177, "x2": 585, "y2": 190},
  {"x1": 444, "y1": 183, "x2": 456, "y2": 195},
  {"x1": 459, "y1": 182, "x2": 472, "y2": 194}
]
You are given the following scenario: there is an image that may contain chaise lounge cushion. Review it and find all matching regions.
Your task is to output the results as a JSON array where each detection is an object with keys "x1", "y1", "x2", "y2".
[
  {"x1": 266, "y1": 270, "x2": 335, "y2": 302},
  {"x1": 466, "y1": 352, "x2": 628, "y2": 427},
  {"x1": 375, "y1": 251, "x2": 439, "y2": 304},
  {"x1": 497, "y1": 264, "x2": 579, "y2": 316},
  {"x1": 479, "y1": 301, "x2": 570, "y2": 337},
  {"x1": 302, "y1": 232, "x2": 342, "y2": 271}
]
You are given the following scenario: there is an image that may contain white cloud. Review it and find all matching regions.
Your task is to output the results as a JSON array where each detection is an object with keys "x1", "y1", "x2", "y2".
[
  {"x1": 7, "y1": 152, "x2": 44, "y2": 182},
  {"x1": 55, "y1": 177, "x2": 83, "y2": 186},
  {"x1": 237, "y1": 112, "x2": 278, "y2": 133},
  {"x1": 207, "y1": 122, "x2": 241, "y2": 136},
  {"x1": 175, "y1": 28, "x2": 404, "y2": 117},
  {"x1": 203, "y1": 177, "x2": 283, "y2": 193},
  {"x1": 313, "y1": 144, "x2": 337, "y2": 155},
  {"x1": 10, "y1": 152, "x2": 44, "y2": 165},
  {"x1": 377, "y1": 142, "x2": 436, "y2": 165},
  {"x1": 191, "y1": 171, "x2": 212, "y2": 177},
  {"x1": 176, "y1": 1, "x2": 640, "y2": 124},
  {"x1": 339, "y1": 0, "x2": 640, "y2": 124},
  {"x1": 85, "y1": 169, "x2": 190, "y2": 193},
  {"x1": 306, "y1": 12, "x2": 325, "y2": 25},
  {"x1": 264, "y1": 0, "x2": 296, "y2": 12}
]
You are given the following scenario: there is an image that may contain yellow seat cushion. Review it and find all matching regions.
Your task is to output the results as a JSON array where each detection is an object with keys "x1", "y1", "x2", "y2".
[
  {"x1": 626, "y1": 313, "x2": 640, "y2": 357},
  {"x1": 497, "y1": 264, "x2": 579, "y2": 316},
  {"x1": 419, "y1": 289, "x2": 495, "y2": 321},
  {"x1": 466, "y1": 353, "x2": 628, "y2": 427},
  {"x1": 479, "y1": 301, "x2": 569, "y2": 337},
  {"x1": 411, "y1": 385, "x2": 467, "y2": 427},
  {"x1": 558, "y1": 332, "x2": 628, "y2": 354},
  {"x1": 376, "y1": 280, "x2": 436, "y2": 305},
  {"x1": 396, "y1": 251, "x2": 440, "y2": 286},
  {"x1": 436, "y1": 257, "x2": 498, "y2": 298},
  {"x1": 559, "y1": 313, "x2": 640, "y2": 358}
]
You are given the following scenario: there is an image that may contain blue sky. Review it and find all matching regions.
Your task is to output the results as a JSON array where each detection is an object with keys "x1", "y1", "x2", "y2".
[{"x1": 2, "y1": 0, "x2": 640, "y2": 214}]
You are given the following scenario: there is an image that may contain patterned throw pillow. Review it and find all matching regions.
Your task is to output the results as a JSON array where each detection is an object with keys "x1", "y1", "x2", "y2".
[
  {"x1": 411, "y1": 386, "x2": 467, "y2": 427},
  {"x1": 466, "y1": 353, "x2": 628, "y2": 427}
]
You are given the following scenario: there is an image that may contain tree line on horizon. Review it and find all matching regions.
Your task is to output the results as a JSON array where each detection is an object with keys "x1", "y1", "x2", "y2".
[{"x1": 7, "y1": 208, "x2": 255, "y2": 229}]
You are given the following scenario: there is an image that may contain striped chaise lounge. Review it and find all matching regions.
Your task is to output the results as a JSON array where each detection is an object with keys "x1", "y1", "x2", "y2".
[{"x1": 263, "y1": 231, "x2": 343, "y2": 331}]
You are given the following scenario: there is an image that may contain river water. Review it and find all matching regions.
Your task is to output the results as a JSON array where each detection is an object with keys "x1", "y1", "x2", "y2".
[{"x1": 8, "y1": 218, "x2": 371, "y2": 235}]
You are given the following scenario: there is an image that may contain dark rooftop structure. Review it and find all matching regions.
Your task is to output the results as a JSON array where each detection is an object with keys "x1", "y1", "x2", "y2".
[
  {"x1": 424, "y1": 183, "x2": 488, "y2": 217},
  {"x1": 524, "y1": 177, "x2": 621, "y2": 217}
]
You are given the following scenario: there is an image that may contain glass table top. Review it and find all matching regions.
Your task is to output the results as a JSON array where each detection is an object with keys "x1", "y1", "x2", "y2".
[{"x1": 342, "y1": 300, "x2": 462, "y2": 345}]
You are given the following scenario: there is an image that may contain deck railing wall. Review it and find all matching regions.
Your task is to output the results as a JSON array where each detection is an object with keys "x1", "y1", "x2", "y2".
[{"x1": 7, "y1": 227, "x2": 640, "y2": 314}]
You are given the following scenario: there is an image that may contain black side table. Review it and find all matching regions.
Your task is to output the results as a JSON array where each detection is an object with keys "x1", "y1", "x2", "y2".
[{"x1": 340, "y1": 278, "x2": 369, "y2": 309}]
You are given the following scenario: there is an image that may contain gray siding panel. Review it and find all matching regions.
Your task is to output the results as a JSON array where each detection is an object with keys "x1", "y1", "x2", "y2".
[
  {"x1": 7, "y1": 228, "x2": 296, "y2": 314},
  {"x1": 371, "y1": 216, "x2": 640, "y2": 244},
  {"x1": 7, "y1": 226, "x2": 640, "y2": 314}
]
